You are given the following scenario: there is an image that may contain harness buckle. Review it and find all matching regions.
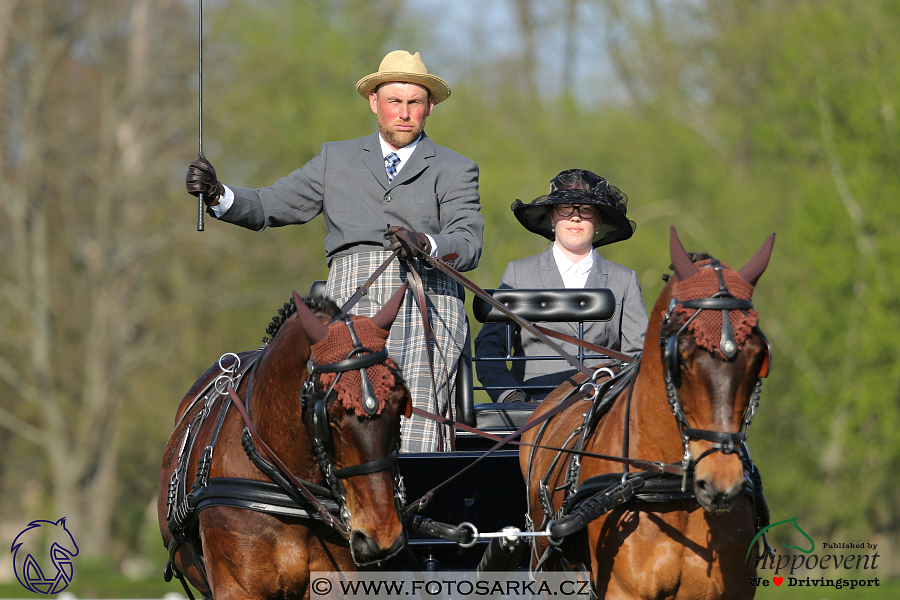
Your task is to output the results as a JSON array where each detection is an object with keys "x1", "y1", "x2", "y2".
[{"x1": 681, "y1": 448, "x2": 692, "y2": 492}]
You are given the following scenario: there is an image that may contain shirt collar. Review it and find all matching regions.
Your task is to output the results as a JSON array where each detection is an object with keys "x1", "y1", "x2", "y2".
[
  {"x1": 378, "y1": 133, "x2": 422, "y2": 165},
  {"x1": 552, "y1": 243, "x2": 594, "y2": 277}
]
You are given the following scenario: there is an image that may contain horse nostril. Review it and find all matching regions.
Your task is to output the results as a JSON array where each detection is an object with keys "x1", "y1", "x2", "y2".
[
  {"x1": 350, "y1": 530, "x2": 404, "y2": 566},
  {"x1": 350, "y1": 530, "x2": 379, "y2": 559}
]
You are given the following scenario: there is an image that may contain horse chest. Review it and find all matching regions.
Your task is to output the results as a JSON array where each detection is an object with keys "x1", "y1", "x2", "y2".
[{"x1": 592, "y1": 508, "x2": 752, "y2": 600}]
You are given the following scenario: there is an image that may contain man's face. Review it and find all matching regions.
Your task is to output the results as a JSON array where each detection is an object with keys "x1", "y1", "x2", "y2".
[{"x1": 369, "y1": 82, "x2": 434, "y2": 150}]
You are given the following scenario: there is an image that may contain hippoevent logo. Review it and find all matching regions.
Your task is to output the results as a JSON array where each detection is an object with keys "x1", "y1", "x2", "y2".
[
  {"x1": 745, "y1": 517, "x2": 880, "y2": 591},
  {"x1": 10, "y1": 518, "x2": 79, "y2": 594}
]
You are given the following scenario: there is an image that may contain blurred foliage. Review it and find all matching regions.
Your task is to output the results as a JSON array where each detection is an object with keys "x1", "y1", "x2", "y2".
[{"x1": 0, "y1": 0, "x2": 898, "y2": 587}]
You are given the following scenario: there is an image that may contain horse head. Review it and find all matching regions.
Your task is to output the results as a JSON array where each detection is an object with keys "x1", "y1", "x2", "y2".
[
  {"x1": 656, "y1": 226, "x2": 773, "y2": 513},
  {"x1": 292, "y1": 283, "x2": 411, "y2": 566}
]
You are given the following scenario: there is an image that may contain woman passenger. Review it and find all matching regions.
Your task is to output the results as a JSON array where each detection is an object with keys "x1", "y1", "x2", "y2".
[{"x1": 474, "y1": 169, "x2": 648, "y2": 402}]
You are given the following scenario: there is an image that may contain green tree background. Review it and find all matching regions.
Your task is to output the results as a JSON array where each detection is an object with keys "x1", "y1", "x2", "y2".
[{"x1": 1, "y1": 0, "x2": 898, "y2": 590}]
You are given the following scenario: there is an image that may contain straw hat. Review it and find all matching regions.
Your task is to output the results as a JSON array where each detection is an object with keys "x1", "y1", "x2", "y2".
[
  {"x1": 510, "y1": 169, "x2": 636, "y2": 248},
  {"x1": 356, "y1": 50, "x2": 451, "y2": 104}
]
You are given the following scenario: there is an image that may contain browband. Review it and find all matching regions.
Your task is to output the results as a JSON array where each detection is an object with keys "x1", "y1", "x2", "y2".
[
  {"x1": 308, "y1": 349, "x2": 389, "y2": 374},
  {"x1": 677, "y1": 298, "x2": 753, "y2": 311}
]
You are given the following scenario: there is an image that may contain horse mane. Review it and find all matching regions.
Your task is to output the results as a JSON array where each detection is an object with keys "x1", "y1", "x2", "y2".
[
  {"x1": 262, "y1": 294, "x2": 341, "y2": 344},
  {"x1": 661, "y1": 252, "x2": 712, "y2": 282}
]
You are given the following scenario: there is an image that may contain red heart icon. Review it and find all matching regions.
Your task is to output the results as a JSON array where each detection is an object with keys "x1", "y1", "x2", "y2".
[{"x1": 773, "y1": 577, "x2": 783, "y2": 586}]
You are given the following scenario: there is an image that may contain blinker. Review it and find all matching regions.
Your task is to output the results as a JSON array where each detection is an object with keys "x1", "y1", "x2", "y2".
[
  {"x1": 757, "y1": 330, "x2": 772, "y2": 378},
  {"x1": 314, "y1": 397, "x2": 331, "y2": 442},
  {"x1": 360, "y1": 367, "x2": 378, "y2": 416}
]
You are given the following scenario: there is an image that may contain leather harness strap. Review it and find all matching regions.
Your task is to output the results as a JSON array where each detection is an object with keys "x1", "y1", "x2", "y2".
[
  {"x1": 411, "y1": 405, "x2": 683, "y2": 475},
  {"x1": 409, "y1": 247, "x2": 597, "y2": 378},
  {"x1": 533, "y1": 324, "x2": 635, "y2": 363},
  {"x1": 340, "y1": 248, "x2": 401, "y2": 313},
  {"x1": 225, "y1": 383, "x2": 351, "y2": 538},
  {"x1": 401, "y1": 257, "x2": 448, "y2": 450}
]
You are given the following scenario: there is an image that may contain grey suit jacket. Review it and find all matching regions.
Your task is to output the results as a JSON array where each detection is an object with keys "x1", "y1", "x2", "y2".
[
  {"x1": 220, "y1": 132, "x2": 484, "y2": 270},
  {"x1": 473, "y1": 245, "x2": 648, "y2": 401}
]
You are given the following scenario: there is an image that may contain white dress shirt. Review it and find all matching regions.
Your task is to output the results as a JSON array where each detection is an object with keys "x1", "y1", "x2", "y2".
[{"x1": 552, "y1": 242, "x2": 593, "y2": 288}]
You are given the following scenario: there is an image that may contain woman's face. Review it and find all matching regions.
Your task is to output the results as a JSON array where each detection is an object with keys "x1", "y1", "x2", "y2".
[{"x1": 550, "y1": 204, "x2": 601, "y2": 255}]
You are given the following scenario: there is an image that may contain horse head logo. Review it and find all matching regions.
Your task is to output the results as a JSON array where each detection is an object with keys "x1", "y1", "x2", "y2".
[
  {"x1": 11, "y1": 518, "x2": 79, "y2": 594},
  {"x1": 746, "y1": 516, "x2": 815, "y2": 561}
]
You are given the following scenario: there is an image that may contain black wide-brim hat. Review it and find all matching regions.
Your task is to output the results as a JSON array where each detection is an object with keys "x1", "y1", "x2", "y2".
[{"x1": 511, "y1": 169, "x2": 636, "y2": 248}]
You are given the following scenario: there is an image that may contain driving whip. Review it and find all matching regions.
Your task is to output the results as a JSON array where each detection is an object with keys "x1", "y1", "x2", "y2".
[{"x1": 196, "y1": 0, "x2": 205, "y2": 231}]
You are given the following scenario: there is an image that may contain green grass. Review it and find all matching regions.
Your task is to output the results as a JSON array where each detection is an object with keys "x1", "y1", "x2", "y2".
[{"x1": 0, "y1": 558, "x2": 192, "y2": 599}]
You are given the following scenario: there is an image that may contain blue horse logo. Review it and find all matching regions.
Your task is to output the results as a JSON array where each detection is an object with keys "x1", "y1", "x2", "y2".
[{"x1": 11, "y1": 518, "x2": 79, "y2": 594}]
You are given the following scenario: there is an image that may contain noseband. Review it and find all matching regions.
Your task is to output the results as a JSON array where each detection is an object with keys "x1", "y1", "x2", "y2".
[
  {"x1": 298, "y1": 315, "x2": 405, "y2": 532},
  {"x1": 660, "y1": 260, "x2": 771, "y2": 489}
]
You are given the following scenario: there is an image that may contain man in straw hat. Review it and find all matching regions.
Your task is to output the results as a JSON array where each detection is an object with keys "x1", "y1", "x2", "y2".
[
  {"x1": 474, "y1": 169, "x2": 647, "y2": 402},
  {"x1": 185, "y1": 50, "x2": 484, "y2": 452}
]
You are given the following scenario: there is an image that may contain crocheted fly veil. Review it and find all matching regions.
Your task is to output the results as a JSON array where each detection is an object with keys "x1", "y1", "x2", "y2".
[
  {"x1": 310, "y1": 317, "x2": 400, "y2": 417},
  {"x1": 673, "y1": 260, "x2": 759, "y2": 359}
]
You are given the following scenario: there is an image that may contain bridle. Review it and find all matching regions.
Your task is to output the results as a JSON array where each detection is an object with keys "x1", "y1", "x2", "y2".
[
  {"x1": 659, "y1": 259, "x2": 771, "y2": 490},
  {"x1": 298, "y1": 314, "x2": 407, "y2": 540}
]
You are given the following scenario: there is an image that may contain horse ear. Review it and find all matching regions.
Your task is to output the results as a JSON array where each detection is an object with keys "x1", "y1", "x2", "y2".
[
  {"x1": 293, "y1": 290, "x2": 330, "y2": 345},
  {"x1": 403, "y1": 390, "x2": 412, "y2": 418},
  {"x1": 669, "y1": 226, "x2": 699, "y2": 281},
  {"x1": 372, "y1": 282, "x2": 409, "y2": 332},
  {"x1": 737, "y1": 233, "x2": 775, "y2": 286}
]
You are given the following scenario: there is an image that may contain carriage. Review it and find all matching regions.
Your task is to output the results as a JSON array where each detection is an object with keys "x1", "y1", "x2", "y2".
[{"x1": 158, "y1": 227, "x2": 774, "y2": 599}]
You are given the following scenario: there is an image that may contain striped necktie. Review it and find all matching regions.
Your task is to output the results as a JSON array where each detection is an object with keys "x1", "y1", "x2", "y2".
[{"x1": 385, "y1": 152, "x2": 400, "y2": 183}]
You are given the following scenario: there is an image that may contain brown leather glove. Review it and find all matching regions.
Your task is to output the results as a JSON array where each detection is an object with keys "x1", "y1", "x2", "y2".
[
  {"x1": 385, "y1": 225, "x2": 432, "y2": 260},
  {"x1": 185, "y1": 153, "x2": 225, "y2": 206}
]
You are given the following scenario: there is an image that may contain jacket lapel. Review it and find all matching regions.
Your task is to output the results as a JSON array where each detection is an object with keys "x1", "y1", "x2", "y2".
[
  {"x1": 539, "y1": 245, "x2": 566, "y2": 289},
  {"x1": 361, "y1": 132, "x2": 389, "y2": 189},
  {"x1": 585, "y1": 250, "x2": 609, "y2": 290},
  {"x1": 583, "y1": 251, "x2": 612, "y2": 345},
  {"x1": 388, "y1": 133, "x2": 435, "y2": 189}
]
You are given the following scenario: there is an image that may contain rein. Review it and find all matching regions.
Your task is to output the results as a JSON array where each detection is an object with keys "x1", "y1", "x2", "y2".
[
  {"x1": 401, "y1": 364, "x2": 687, "y2": 520},
  {"x1": 225, "y1": 382, "x2": 351, "y2": 538},
  {"x1": 341, "y1": 239, "x2": 647, "y2": 515}
]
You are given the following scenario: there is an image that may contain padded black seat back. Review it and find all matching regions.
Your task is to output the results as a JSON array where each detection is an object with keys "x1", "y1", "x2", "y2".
[
  {"x1": 473, "y1": 288, "x2": 615, "y2": 323},
  {"x1": 472, "y1": 288, "x2": 616, "y2": 397},
  {"x1": 468, "y1": 288, "x2": 618, "y2": 435}
]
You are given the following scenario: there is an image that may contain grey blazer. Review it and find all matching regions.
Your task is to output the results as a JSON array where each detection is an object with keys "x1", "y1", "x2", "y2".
[
  {"x1": 473, "y1": 245, "x2": 648, "y2": 401},
  {"x1": 220, "y1": 132, "x2": 484, "y2": 271}
]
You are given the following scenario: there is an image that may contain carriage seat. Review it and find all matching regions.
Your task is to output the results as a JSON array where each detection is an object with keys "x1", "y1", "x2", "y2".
[{"x1": 471, "y1": 288, "x2": 617, "y2": 430}]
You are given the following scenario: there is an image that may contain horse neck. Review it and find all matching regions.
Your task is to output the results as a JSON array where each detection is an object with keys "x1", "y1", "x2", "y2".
[
  {"x1": 626, "y1": 278, "x2": 684, "y2": 462},
  {"x1": 249, "y1": 318, "x2": 318, "y2": 477}
]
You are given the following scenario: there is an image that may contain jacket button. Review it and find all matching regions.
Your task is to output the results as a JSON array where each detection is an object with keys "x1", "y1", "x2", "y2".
[{"x1": 385, "y1": 195, "x2": 392, "y2": 202}]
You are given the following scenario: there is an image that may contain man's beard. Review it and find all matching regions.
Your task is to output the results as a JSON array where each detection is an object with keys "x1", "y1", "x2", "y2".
[{"x1": 379, "y1": 122, "x2": 424, "y2": 149}]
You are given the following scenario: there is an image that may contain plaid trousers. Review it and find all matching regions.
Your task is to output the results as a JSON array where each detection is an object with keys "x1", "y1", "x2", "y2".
[{"x1": 325, "y1": 251, "x2": 467, "y2": 452}]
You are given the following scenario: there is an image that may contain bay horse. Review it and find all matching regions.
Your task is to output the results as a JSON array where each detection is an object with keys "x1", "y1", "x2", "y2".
[
  {"x1": 521, "y1": 227, "x2": 774, "y2": 599},
  {"x1": 158, "y1": 284, "x2": 411, "y2": 600}
]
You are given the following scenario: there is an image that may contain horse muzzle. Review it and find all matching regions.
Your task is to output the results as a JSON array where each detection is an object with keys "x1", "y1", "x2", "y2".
[
  {"x1": 692, "y1": 452, "x2": 746, "y2": 513},
  {"x1": 349, "y1": 529, "x2": 406, "y2": 567}
]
